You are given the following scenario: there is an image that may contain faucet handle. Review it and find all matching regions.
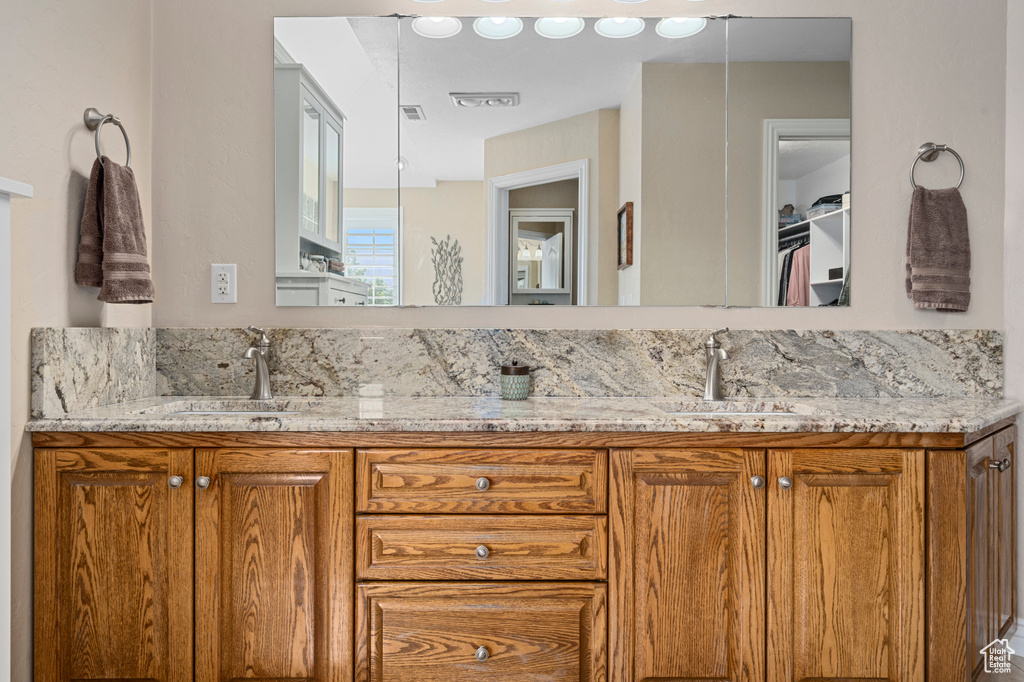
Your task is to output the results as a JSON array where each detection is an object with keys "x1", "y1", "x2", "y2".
[
  {"x1": 247, "y1": 326, "x2": 270, "y2": 347},
  {"x1": 706, "y1": 328, "x2": 729, "y2": 347}
]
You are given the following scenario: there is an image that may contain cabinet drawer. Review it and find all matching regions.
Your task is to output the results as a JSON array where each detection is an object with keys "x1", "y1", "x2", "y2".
[
  {"x1": 356, "y1": 582, "x2": 607, "y2": 682},
  {"x1": 357, "y1": 515, "x2": 607, "y2": 580},
  {"x1": 357, "y1": 448, "x2": 607, "y2": 514}
]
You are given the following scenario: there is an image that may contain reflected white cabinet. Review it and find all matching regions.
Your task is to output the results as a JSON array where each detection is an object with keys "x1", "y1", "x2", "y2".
[
  {"x1": 275, "y1": 63, "x2": 345, "y2": 274},
  {"x1": 276, "y1": 271, "x2": 369, "y2": 307}
]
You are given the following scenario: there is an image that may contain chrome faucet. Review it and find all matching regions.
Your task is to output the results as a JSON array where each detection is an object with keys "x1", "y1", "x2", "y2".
[
  {"x1": 703, "y1": 328, "x2": 729, "y2": 401},
  {"x1": 243, "y1": 326, "x2": 273, "y2": 400}
]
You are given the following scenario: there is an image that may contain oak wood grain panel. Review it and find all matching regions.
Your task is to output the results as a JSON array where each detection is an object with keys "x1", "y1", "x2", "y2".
[
  {"x1": 356, "y1": 449, "x2": 607, "y2": 514},
  {"x1": 926, "y1": 448, "x2": 969, "y2": 682},
  {"x1": 34, "y1": 448, "x2": 193, "y2": 682},
  {"x1": 355, "y1": 582, "x2": 606, "y2": 682},
  {"x1": 33, "y1": 429, "x2": 978, "y2": 450},
  {"x1": 611, "y1": 448, "x2": 765, "y2": 682},
  {"x1": 194, "y1": 448, "x2": 353, "y2": 682},
  {"x1": 968, "y1": 437, "x2": 995, "y2": 679},
  {"x1": 994, "y1": 426, "x2": 1017, "y2": 640},
  {"x1": 768, "y1": 449, "x2": 925, "y2": 682},
  {"x1": 356, "y1": 515, "x2": 607, "y2": 580}
]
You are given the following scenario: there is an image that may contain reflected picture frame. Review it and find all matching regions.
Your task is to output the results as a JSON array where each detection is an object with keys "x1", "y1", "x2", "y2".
[{"x1": 617, "y1": 202, "x2": 633, "y2": 270}]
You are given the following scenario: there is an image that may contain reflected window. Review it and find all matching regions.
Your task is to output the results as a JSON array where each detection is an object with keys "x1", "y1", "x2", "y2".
[{"x1": 344, "y1": 208, "x2": 401, "y2": 306}]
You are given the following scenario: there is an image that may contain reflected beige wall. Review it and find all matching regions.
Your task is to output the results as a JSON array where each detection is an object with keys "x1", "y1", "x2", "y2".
[
  {"x1": 485, "y1": 109, "x2": 620, "y2": 305},
  {"x1": 727, "y1": 62, "x2": 852, "y2": 306},
  {"x1": 618, "y1": 68, "x2": 644, "y2": 305},
  {"x1": 346, "y1": 182, "x2": 485, "y2": 305},
  {"x1": 639, "y1": 63, "x2": 728, "y2": 306}
]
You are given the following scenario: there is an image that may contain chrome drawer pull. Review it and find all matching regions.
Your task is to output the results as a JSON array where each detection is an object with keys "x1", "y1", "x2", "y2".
[
  {"x1": 476, "y1": 477, "x2": 490, "y2": 491},
  {"x1": 168, "y1": 476, "x2": 183, "y2": 489},
  {"x1": 778, "y1": 476, "x2": 793, "y2": 490},
  {"x1": 475, "y1": 545, "x2": 490, "y2": 560},
  {"x1": 195, "y1": 476, "x2": 211, "y2": 490},
  {"x1": 475, "y1": 646, "x2": 489, "y2": 662},
  {"x1": 750, "y1": 476, "x2": 766, "y2": 489}
]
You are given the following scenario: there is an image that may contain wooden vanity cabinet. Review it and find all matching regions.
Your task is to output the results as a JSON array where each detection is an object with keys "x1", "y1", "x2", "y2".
[
  {"x1": 612, "y1": 447, "x2": 926, "y2": 682},
  {"x1": 34, "y1": 446, "x2": 355, "y2": 682},
  {"x1": 33, "y1": 426, "x2": 1018, "y2": 682}
]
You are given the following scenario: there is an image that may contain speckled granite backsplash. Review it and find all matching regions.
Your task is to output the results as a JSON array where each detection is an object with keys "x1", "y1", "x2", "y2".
[
  {"x1": 32, "y1": 327, "x2": 1003, "y2": 418},
  {"x1": 32, "y1": 328, "x2": 155, "y2": 418}
]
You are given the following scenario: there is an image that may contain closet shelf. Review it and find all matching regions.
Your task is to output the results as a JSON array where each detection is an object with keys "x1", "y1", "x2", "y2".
[{"x1": 777, "y1": 207, "x2": 848, "y2": 238}]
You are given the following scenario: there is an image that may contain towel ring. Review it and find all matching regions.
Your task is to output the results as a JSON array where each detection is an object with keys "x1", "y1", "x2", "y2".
[
  {"x1": 83, "y1": 108, "x2": 131, "y2": 168},
  {"x1": 910, "y1": 142, "x2": 963, "y2": 190}
]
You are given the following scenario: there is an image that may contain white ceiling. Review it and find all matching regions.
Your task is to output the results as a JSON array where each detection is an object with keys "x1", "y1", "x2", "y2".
[
  {"x1": 275, "y1": 17, "x2": 851, "y2": 188},
  {"x1": 778, "y1": 139, "x2": 851, "y2": 181}
]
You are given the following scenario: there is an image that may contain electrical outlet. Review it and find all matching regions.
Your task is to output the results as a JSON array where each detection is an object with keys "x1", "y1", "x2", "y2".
[{"x1": 211, "y1": 264, "x2": 237, "y2": 303}]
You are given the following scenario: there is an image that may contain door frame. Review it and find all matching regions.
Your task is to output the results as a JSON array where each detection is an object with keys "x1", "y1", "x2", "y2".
[
  {"x1": 486, "y1": 159, "x2": 589, "y2": 305},
  {"x1": 761, "y1": 119, "x2": 851, "y2": 306}
]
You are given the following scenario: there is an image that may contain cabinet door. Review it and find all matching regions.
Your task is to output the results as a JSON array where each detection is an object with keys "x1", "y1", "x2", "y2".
[
  {"x1": 994, "y1": 427, "x2": 1017, "y2": 640},
  {"x1": 195, "y1": 448, "x2": 354, "y2": 682},
  {"x1": 967, "y1": 437, "x2": 995, "y2": 677},
  {"x1": 767, "y1": 449, "x2": 925, "y2": 682},
  {"x1": 610, "y1": 448, "x2": 766, "y2": 682},
  {"x1": 34, "y1": 448, "x2": 193, "y2": 682}
]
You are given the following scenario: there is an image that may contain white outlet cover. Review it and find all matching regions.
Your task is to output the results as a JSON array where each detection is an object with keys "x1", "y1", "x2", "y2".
[{"x1": 211, "y1": 264, "x2": 237, "y2": 303}]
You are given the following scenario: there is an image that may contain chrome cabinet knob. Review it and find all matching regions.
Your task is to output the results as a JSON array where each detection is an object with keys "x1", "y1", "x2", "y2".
[
  {"x1": 750, "y1": 476, "x2": 766, "y2": 489},
  {"x1": 195, "y1": 476, "x2": 211, "y2": 490},
  {"x1": 168, "y1": 476, "x2": 183, "y2": 489},
  {"x1": 475, "y1": 646, "x2": 489, "y2": 662},
  {"x1": 778, "y1": 476, "x2": 794, "y2": 490},
  {"x1": 475, "y1": 545, "x2": 490, "y2": 560},
  {"x1": 990, "y1": 458, "x2": 1012, "y2": 473},
  {"x1": 475, "y1": 477, "x2": 490, "y2": 491}
]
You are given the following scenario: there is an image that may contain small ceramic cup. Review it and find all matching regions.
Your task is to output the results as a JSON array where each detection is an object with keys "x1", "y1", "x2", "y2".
[{"x1": 500, "y1": 361, "x2": 530, "y2": 400}]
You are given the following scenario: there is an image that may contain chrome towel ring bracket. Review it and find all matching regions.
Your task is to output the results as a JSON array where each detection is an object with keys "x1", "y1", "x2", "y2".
[
  {"x1": 83, "y1": 107, "x2": 131, "y2": 168},
  {"x1": 910, "y1": 142, "x2": 964, "y2": 190}
]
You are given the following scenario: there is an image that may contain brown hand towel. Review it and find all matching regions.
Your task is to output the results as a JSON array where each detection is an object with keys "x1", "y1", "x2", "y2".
[
  {"x1": 75, "y1": 156, "x2": 155, "y2": 304},
  {"x1": 905, "y1": 186, "x2": 970, "y2": 312},
  {"x1": 74, "y1": 159, "x2": 104, "y2": 287}
]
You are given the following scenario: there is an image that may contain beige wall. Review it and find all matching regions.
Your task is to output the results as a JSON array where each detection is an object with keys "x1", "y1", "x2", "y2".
[
  {"x1": 484, "y1": 109, "x2": 620, "y2": 305},
  {"x1": 346, "y1": 182, "x2": 485, "y2": 305},
  {"x1": 618, "y1": 67, "x2": 644, "y2": 305},
  {"x1": 0, "y1": 0, "x2": 154, "y2": 677},
  {"x1": 727, "y1": 62, "x2": 852, "y2": 306},
  {"x1": 639, "y1": 63, "x2": 728, "y2": 306},
  {"x1": 149, "y1": 0, "x2": 1005, "y2": 328}
]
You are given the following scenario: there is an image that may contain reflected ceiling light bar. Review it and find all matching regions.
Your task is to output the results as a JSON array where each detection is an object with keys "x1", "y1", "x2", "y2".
[
  {"x1": 594, "y1": 17, "x2": 645, "y2": 38},
  {"x1": 656, "y1": 17, "x2": 708, "y2": 38},
  {"x1": 535, "y1": 17, "x2": 586, "y2": 39},
  {"x1": 473, "y1": 16, "x2": 524, "y2": 39},
  {"x1": 411, "y1": 16, "x2": 463, "y2": 38}
]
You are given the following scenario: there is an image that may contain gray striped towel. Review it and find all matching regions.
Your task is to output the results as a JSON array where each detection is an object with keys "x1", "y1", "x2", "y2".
[
  {"x1": 75, "y1": 157, "x2": 154, "y2": 304},
  {"x1": 905, "y1": 186, "x2": 970, "y2": 312}
]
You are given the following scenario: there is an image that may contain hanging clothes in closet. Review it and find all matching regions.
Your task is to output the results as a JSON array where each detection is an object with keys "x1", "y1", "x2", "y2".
[
  {"x1": 786, "y1": 245, "x2": 810, "y2": 307},
  {"x1": 777, "y1": 235, "x2": 809, "y2": 306}
]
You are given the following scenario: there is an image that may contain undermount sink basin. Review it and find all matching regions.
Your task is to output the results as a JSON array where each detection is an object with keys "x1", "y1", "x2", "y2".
[{"x1": 134, "y1": 399, "x2": 317, "y2": 417}]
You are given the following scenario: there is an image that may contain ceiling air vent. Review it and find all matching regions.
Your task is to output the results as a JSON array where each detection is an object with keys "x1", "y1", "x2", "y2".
[
  {"x1": 400, "y1": 105, "x2": 426, "y2": 121},
  {"x1": 450, "y1": 92, "x2": 520, "y2": 109}
]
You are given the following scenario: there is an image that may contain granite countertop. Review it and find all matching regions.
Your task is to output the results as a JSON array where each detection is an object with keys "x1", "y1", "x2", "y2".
[{"x1": 25, "y1": 396, "x2": 1022, "y2": 434}]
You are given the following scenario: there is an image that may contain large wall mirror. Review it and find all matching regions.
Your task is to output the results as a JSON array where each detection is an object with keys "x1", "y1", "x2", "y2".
[{"x1": 273, "y1": 16, "x2": 851, "y2": 308}]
